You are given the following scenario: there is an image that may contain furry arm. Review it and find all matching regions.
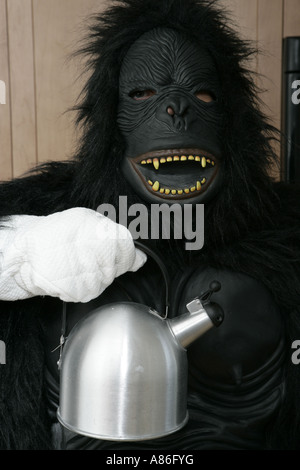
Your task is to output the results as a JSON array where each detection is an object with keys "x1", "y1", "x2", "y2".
[{"x1": 0, "y1": 207, "x2": 147, "y2": 303}]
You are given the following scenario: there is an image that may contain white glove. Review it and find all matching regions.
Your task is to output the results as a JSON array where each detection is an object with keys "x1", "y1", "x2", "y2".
[{"x1": 0, "y1": 208, "x2": 147, "y2": 303}]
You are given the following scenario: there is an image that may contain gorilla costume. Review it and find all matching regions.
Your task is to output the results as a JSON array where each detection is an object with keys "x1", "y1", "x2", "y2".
[{"x1": 1, "y1": 0, "x2": 300, "y2": 451}]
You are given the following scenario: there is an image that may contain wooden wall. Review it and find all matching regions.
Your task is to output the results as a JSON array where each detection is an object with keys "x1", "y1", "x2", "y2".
[{"x1": 1, "y1": 0, "x2": 300, "y2": 181}]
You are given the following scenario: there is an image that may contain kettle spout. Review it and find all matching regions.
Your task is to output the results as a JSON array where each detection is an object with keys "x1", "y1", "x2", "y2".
[{"x1": 168, "y1": 290, "x2": 224, "y2": 349}]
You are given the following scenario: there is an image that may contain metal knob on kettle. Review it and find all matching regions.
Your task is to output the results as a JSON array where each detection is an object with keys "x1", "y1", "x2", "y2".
[{"x1": 57, "y1": 282, "x2": 224, "y2": 442}]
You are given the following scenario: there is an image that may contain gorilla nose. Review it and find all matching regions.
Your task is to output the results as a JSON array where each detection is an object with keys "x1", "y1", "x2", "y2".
[{"x1": 156, "y1": 95, "x2": 191, "y2": 132}]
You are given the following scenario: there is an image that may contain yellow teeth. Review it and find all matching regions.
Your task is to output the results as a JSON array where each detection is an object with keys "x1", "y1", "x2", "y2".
[
  {"x1": 153, "y1": 158, "x2": 159, "y2": 170},
  {"x1": 142, "y1": 155, "x2": 212, "y2": 195},
  {"x1": 152, "y1": 181, "x2": 160, "y2": 192},
  {"x1": 140, "y1": 154, "x2": 215, "y2": 166},
  {"x1": 148, "y1": 180, "x2": 206, "y2": 194}
]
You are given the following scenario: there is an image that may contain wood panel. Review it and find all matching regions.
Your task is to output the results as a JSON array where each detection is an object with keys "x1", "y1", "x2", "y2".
[
  {"x1": 257, "y1": 0, "x2": 283, "y2": 126},
  {"x1": 7, "y1": 0, "x2": 37, "y2": 177},
  {"x1": 32, "y1": 0, "x2": 104, "y2": 165},
  {"x1": 219, "y1": 0, "x2": 258, "y2": 71},
  {"x1": 284, "y1": 0, "x2": 300, "y2": 36},
  {"x1": 0, "y1": 0, "x2": 12, "y2": 181},
  {"x1": 257, "y1": 0, "x2": 283, "y2": 179}
]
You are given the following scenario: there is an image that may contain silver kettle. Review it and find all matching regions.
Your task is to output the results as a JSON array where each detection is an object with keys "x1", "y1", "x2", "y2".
[{"x1": 57, "y1": 245, "x2": 224, "y2": 442}]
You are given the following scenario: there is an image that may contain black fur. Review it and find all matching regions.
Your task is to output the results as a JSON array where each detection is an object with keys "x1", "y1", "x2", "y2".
[
  {"x1": 0, "y1": 298, "x2": 52, "y2": 449},
  {"x1": 0, "y1": 0, "x2": 300, "y2": 449}
]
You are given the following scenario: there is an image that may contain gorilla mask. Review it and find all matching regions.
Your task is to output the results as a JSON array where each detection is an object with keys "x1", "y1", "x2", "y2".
[{"x1": 118, "y1": 28, "x2": 223, "y2": 205}]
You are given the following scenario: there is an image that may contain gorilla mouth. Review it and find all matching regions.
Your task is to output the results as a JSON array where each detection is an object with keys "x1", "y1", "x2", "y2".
[{"x1": 131, "y1": 148, "x2": 218, "y2": 199}]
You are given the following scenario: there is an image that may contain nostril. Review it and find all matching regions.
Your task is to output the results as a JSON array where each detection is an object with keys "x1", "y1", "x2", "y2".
[
  {"x1": 167, "y1": 106, "x2": 175, "y2": 116},
  {"x1": 174, "y1": 116, "x2": 185, "y2": 131},
  {"x1": 156, "y1": 98, "x2": 190, "y2": 131}
]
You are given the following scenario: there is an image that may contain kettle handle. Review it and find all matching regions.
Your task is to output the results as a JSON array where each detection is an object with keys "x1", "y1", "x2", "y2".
[
  {"x1": 134, "y1": 241, "x2": 170, "y2": 318},
  {"x1": 56, "y1": 241, "x2": 171, "y2": 369}
]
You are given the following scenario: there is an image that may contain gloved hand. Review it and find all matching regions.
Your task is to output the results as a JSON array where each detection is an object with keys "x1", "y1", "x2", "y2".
[{"x1": 0, "y1": 207, "x2": 147, "y2": 303}]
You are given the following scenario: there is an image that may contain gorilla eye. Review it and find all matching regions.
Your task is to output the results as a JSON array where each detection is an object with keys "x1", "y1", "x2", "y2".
[
  {"x1": 195, "y1": 90, "x2": 216, "y2": 103},
  {"x1": 129, "y1": 89, "x2": 156, "y2": 101}
]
